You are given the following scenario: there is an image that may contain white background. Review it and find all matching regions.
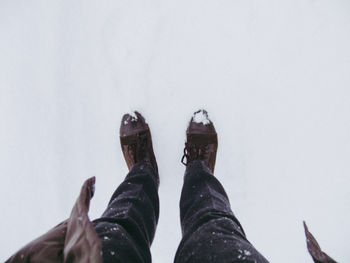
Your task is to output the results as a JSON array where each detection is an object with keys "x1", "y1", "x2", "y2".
[{"x1": 1, "y1": 0, "x2": 349, "y2": 262}]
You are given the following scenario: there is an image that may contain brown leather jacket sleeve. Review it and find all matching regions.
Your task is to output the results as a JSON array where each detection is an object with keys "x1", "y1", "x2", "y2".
[
  {"x1": 6, "y1": 177, "x2": 102, "y2": 263},
  {"x1": 303, "y1": 221, "x2": 337, "y2": 263}
]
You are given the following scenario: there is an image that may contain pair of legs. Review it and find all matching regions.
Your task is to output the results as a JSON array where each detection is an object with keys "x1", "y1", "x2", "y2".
[{"x1": 93, "y1": 110, "x2": 268, "y2": 263}]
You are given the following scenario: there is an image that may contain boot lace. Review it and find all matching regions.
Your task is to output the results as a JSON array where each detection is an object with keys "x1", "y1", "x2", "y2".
[{"x1": 181, "y1": 142, "x2": 209, "y2": 166}]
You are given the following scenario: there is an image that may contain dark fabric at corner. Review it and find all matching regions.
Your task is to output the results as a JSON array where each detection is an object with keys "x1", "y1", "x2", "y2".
[
  {"x1": 174, "y1": 160, "x2": 269, "y2": 263},
  {"x1": 93, "y1": 163, "x2": 159, "y2": 263},
  {"x1": 6, "y1": 177, "x2": 102, "y2": 263}
]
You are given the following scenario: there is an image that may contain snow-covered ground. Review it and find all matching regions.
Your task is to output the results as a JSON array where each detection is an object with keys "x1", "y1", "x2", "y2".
[{"x1": 1, "y1": 1, "x2": 350, "y2": 262}]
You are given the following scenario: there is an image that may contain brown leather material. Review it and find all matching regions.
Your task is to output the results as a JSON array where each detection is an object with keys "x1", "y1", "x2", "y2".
[
  {"x1": 6, "y1": 221, "x2": 67, "y2": 263},
  {"x1": 120, "y1": 112, "x2": 158, "y2": 176},
  {"x1": 304, "y1": 221, "x2": 337, "y2": 263},
  {"x1": 63, "y1": 177, "x2": 102, "y2": 262},
  {"x1": 6, "y1": 177, "x2": 102, "y2": 263},
  {"x1": 120, "y1": 111, "x2": 149, "y2": 137},
  {"x1": 183, "y1": 134, "x2": 218, "y2": 172},
  {"x1": 182, "y1": 110, "x2": 218, "y2": 173}
]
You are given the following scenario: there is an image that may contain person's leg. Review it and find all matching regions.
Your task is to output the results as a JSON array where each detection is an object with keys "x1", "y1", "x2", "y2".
[
  {"x1": 93, "y1": 111, "x2": 159, "y2": 263},
  {"x1": 175, "y1": 110, "x2": 268, "y2": 263},
  {"x1": 93, "y1": 162, "x2": 159, "y2": 263},
  {"x1": 174, "y1": 160, "x2": 268, "y2": 263}
]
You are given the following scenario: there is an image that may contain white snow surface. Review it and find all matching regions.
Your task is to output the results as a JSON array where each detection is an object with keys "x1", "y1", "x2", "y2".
[{"x1": 1, "y1": 1, "x2": 350, "y2": 262}]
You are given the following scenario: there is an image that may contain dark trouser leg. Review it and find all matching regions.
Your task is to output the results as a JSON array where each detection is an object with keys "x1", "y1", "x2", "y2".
[
  {"x1": 174, "y1": 160, "x2": 268, "y2": 263},
  {"x1": 93, "y1": 163, "x2": 159, "y2": 263}
]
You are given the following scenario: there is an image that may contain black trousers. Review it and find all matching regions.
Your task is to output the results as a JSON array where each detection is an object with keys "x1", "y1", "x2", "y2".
[{"x1": 93, "y1": 161, "x2": 268, "y2": 263}]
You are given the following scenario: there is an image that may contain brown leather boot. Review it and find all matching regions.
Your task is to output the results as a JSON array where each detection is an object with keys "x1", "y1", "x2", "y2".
[
  {"x1": 181, "y1": 109, "x2": 218, "y2": 173},
  {"x1": 120, "y1": 111, "x2": 158, "y2": 175}
]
